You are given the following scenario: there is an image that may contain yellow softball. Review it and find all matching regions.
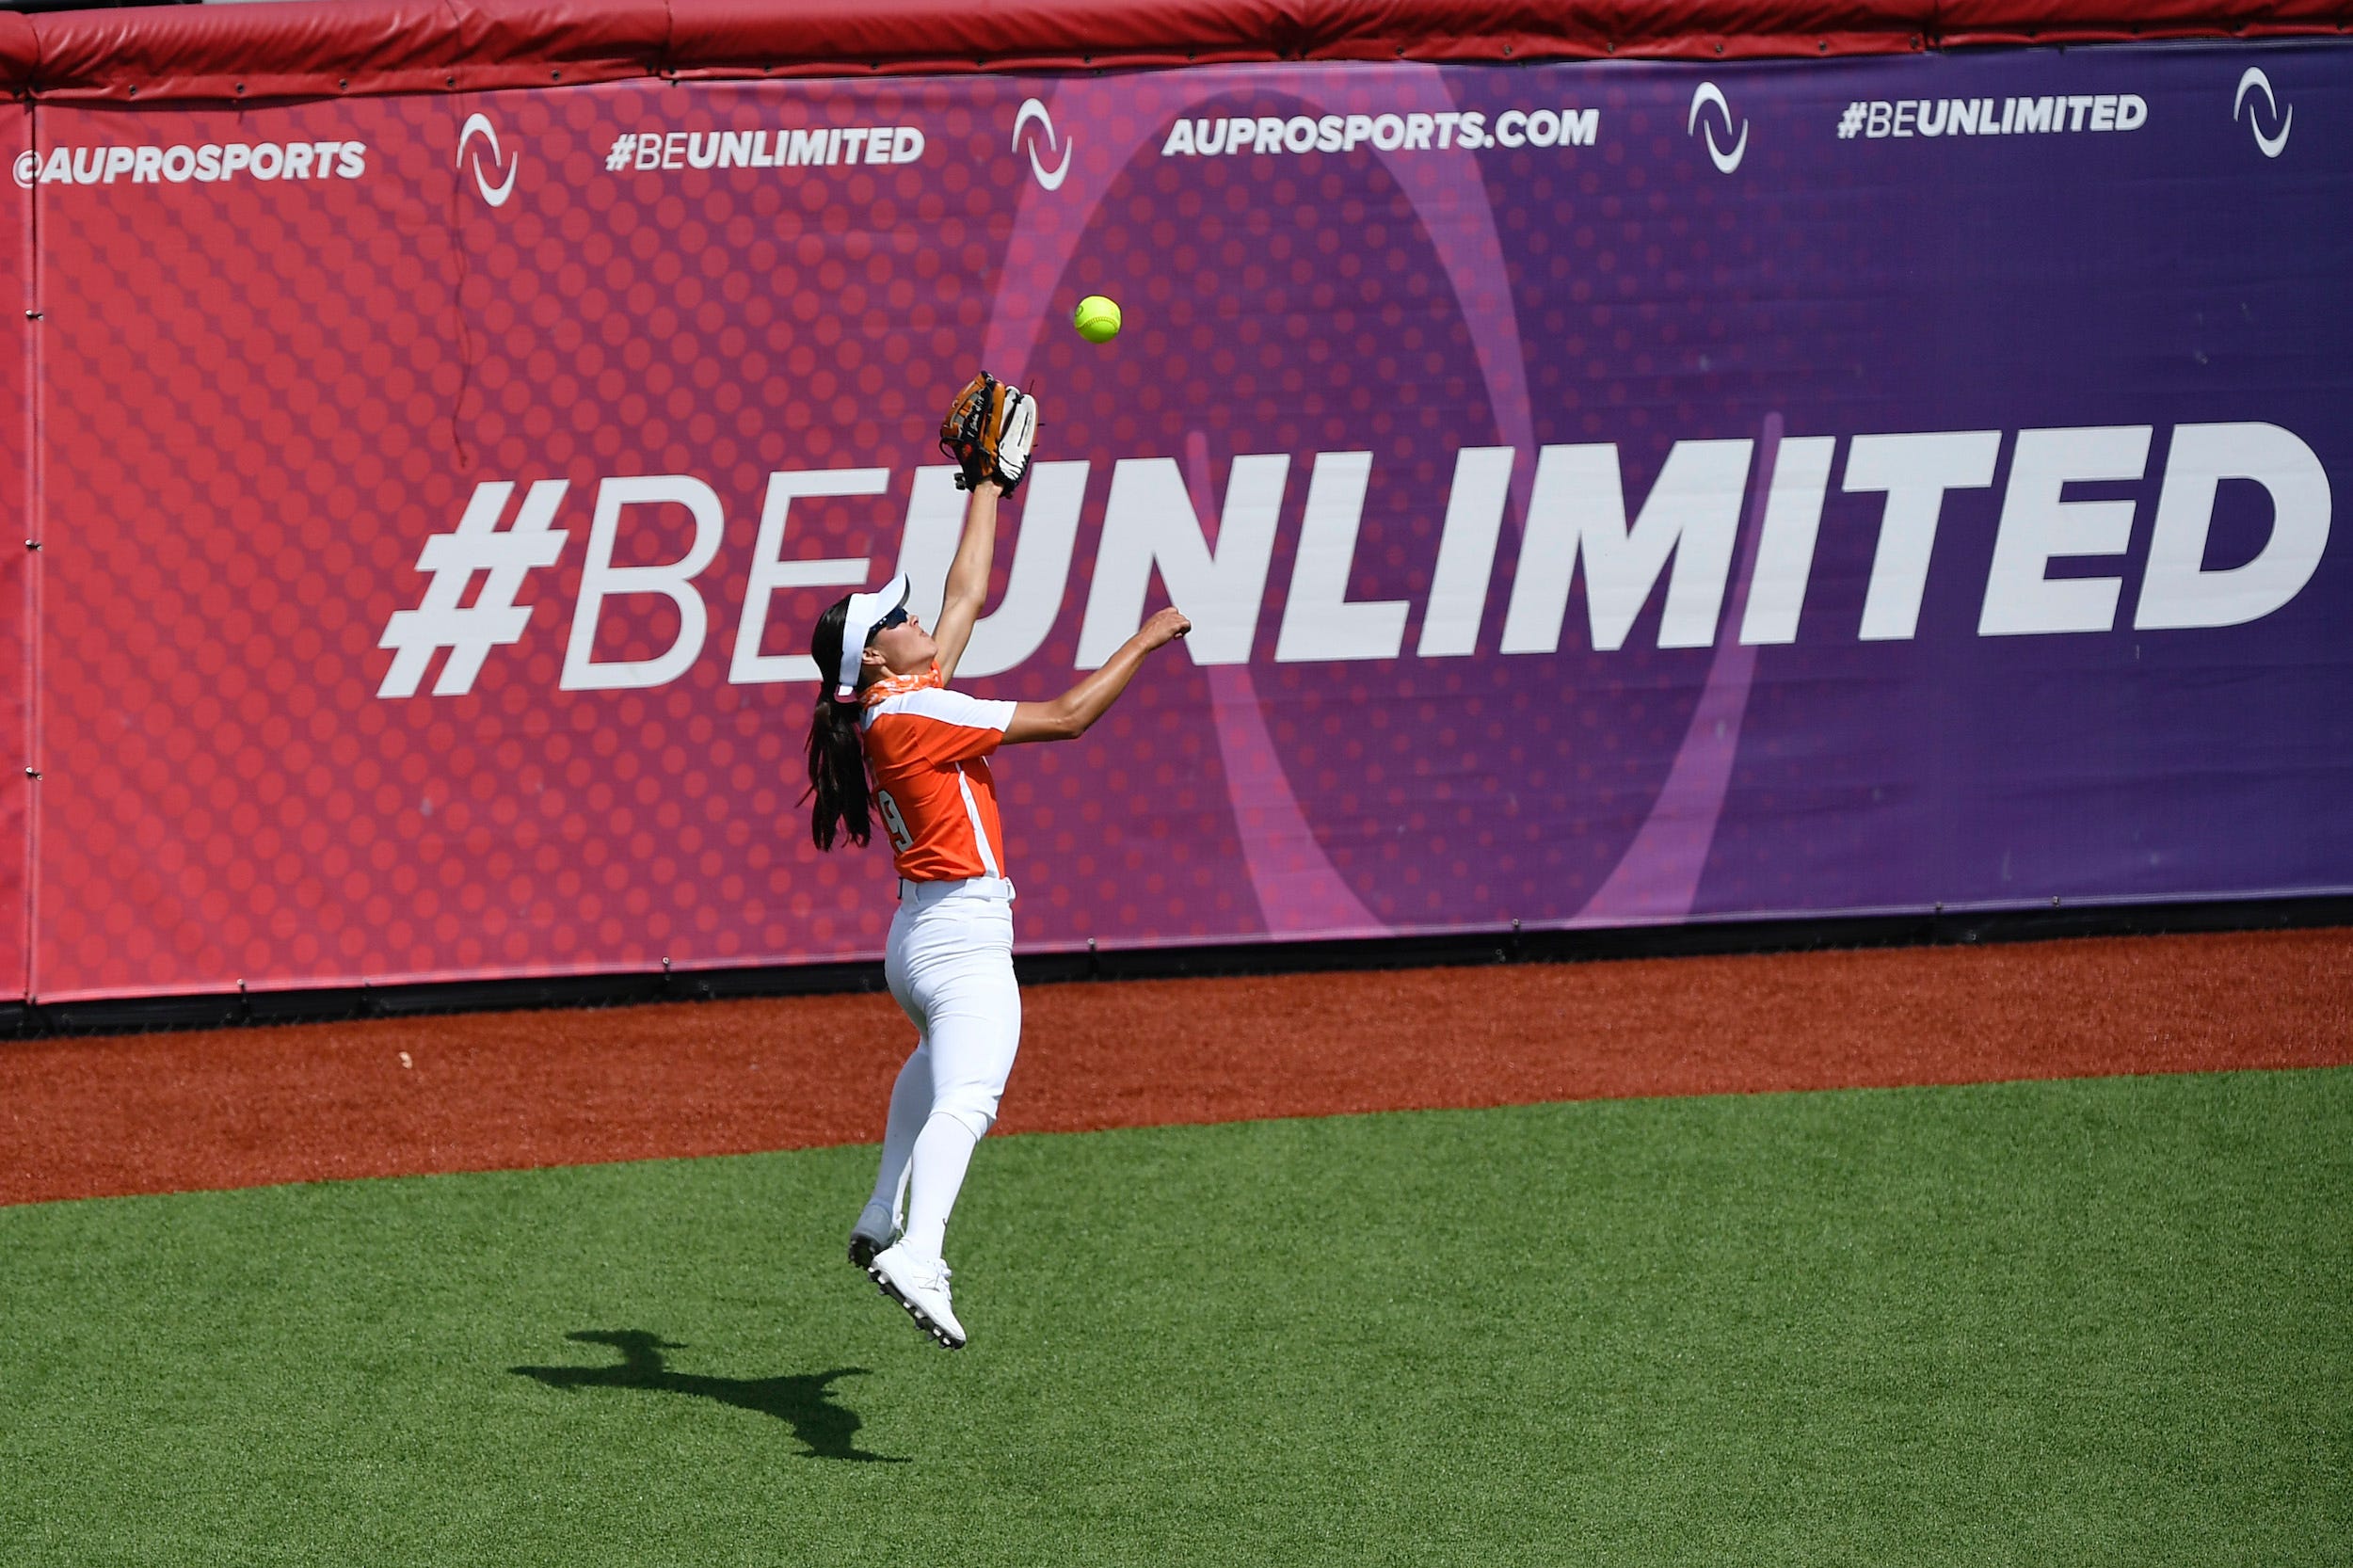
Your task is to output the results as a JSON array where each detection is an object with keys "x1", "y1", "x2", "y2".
[{"x1": 1074, "y1": 295, "x2": 1122, "y2": 344}]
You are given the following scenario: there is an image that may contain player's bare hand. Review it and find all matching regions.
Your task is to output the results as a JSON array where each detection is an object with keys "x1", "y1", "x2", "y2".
[{"x1": 1141, "y1": 608, "x2": 1193, "y2": 648}]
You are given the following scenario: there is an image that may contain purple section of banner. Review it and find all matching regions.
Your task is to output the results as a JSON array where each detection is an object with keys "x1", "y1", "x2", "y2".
[{"x1": 20, "y1": 42, "x2": 2353, "y2": 999}]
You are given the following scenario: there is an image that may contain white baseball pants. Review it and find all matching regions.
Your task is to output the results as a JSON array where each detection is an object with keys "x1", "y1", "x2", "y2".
[{"x1": 865, "y1": 877, "x2": 1021, "y2": 1262}]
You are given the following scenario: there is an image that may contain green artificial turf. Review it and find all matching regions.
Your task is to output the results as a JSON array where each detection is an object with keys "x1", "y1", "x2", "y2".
[{"x1": 3, "y1": 1067, "x2": 2348, "y2": 1567}]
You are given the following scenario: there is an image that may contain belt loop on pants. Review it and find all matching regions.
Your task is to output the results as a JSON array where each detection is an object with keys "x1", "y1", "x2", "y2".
[{"x1": 898, "y1": 875, "x2": 1016, "y2": 904}]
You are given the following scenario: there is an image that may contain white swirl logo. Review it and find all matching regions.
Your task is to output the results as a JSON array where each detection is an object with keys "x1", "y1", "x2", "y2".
[
  {"x1": 2233, "y1": 67, "x2": 2292, "y2": 158},
  {"x1": 11, "y1": 151, "x2": 35, "y2": 189},
  {"x1": 1012, "y1": 99, "x2": 1071, "y2": 192},
  {"x1": 457, "y1": 112, "x2": 519, "y2": 207},
  {"x1": 1688, "y1": 82, "x2": 1749, "y2": 174}
]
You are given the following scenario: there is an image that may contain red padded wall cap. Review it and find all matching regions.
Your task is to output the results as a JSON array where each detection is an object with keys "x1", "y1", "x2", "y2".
[{"x1": 3, "y1": 0, "x2": 2345, "y2": 103}]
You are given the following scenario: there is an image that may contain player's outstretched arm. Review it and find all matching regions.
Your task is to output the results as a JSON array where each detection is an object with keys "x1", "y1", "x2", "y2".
[
  {"x1": 932, "y1": 479, "x2": 999, "y2": 682},
  {"x1": 1003, "y1": 608, "x2": 1191, "y2": 744},
  {"x1": 934, "y1": 372, "x2": 1038, "y2": 680}
]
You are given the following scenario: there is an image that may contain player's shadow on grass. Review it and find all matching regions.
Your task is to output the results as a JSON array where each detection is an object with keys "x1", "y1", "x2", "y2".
[{"x1": 511, "y1": 1330, "x2": 904, "y2": 1463}]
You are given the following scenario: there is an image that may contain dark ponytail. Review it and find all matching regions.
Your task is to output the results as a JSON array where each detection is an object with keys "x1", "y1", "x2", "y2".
[{"x1": 805, "y1": 595, "x2": 872, "y2": 851}]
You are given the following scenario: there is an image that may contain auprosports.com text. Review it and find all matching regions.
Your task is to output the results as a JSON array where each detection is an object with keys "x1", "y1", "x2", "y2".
[
  {"x1": 1161, "y1": 107, "x2": 1596, "y2": 157},
  {"x1": 13, "y1": 141, "x2": 367, "y2": 187}
]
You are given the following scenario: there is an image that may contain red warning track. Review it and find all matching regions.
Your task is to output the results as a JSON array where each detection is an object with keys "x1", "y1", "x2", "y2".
[{"x1": 3, "y1": 927, "x2": 2347, "y2": 1207}]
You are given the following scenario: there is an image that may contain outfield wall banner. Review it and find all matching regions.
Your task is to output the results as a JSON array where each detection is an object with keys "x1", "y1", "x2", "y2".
[
  {"x1": 0, "y1": 104, "x2": 24, "y2": 999},
  {"x1": 19, "y1": 41, "x2": 2353, "y2": 999}
]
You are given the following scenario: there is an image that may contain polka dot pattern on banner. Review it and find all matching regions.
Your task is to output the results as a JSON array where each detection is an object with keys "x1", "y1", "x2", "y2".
[
  {"x1": 0, "y1": 113, "x2": 24, "y2": 994},
  {"x1": 35, "y1": 86, "x2": 1036, "y2": 996},
  {"x1": 29, "y1": 69, "x2": 1795, "y2": 998}
]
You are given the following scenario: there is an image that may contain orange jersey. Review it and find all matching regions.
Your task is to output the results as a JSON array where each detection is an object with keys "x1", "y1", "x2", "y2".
[{"x1": 860, "y1": 678, "x2": 1017, "y2": 882}]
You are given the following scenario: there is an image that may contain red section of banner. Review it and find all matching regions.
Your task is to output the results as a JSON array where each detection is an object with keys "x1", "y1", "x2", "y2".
[
  {"x1": 0, "y1": 106, "x2": 26, "y2": 1000},
  {"x1": 28, "y1": 80, "x2": 1320, "y2": 1000},
  {"x1": 0, "y1": 1, "x2": 2341, "y2": 104}
]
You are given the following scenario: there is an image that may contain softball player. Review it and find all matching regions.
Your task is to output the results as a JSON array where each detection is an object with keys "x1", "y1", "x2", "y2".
[{"x1": 804, "y1": 374, "x2": 1190, "y2": 1349}]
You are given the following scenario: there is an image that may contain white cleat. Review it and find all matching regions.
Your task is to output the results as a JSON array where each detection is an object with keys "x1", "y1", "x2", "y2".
[
  {"x1": 847, "y1": 1201, "x2": 898, "y2": 1270},
  {"x1": 867, "y1": 1243, "x2": 967, "y2": 1350}
]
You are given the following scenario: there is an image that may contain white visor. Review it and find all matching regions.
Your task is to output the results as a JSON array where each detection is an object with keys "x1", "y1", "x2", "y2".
[{"x1": 836, "y1": 572, "x2": 912, "y2": 699}]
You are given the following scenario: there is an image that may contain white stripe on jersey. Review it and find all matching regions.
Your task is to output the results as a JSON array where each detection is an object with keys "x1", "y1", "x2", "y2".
[
  {"x1": 864, "y1": 686, "x2": 1018, "y2": 732},
  {"x1": 952, "y1": 766, "x2": 1001, "y2": 877}
]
